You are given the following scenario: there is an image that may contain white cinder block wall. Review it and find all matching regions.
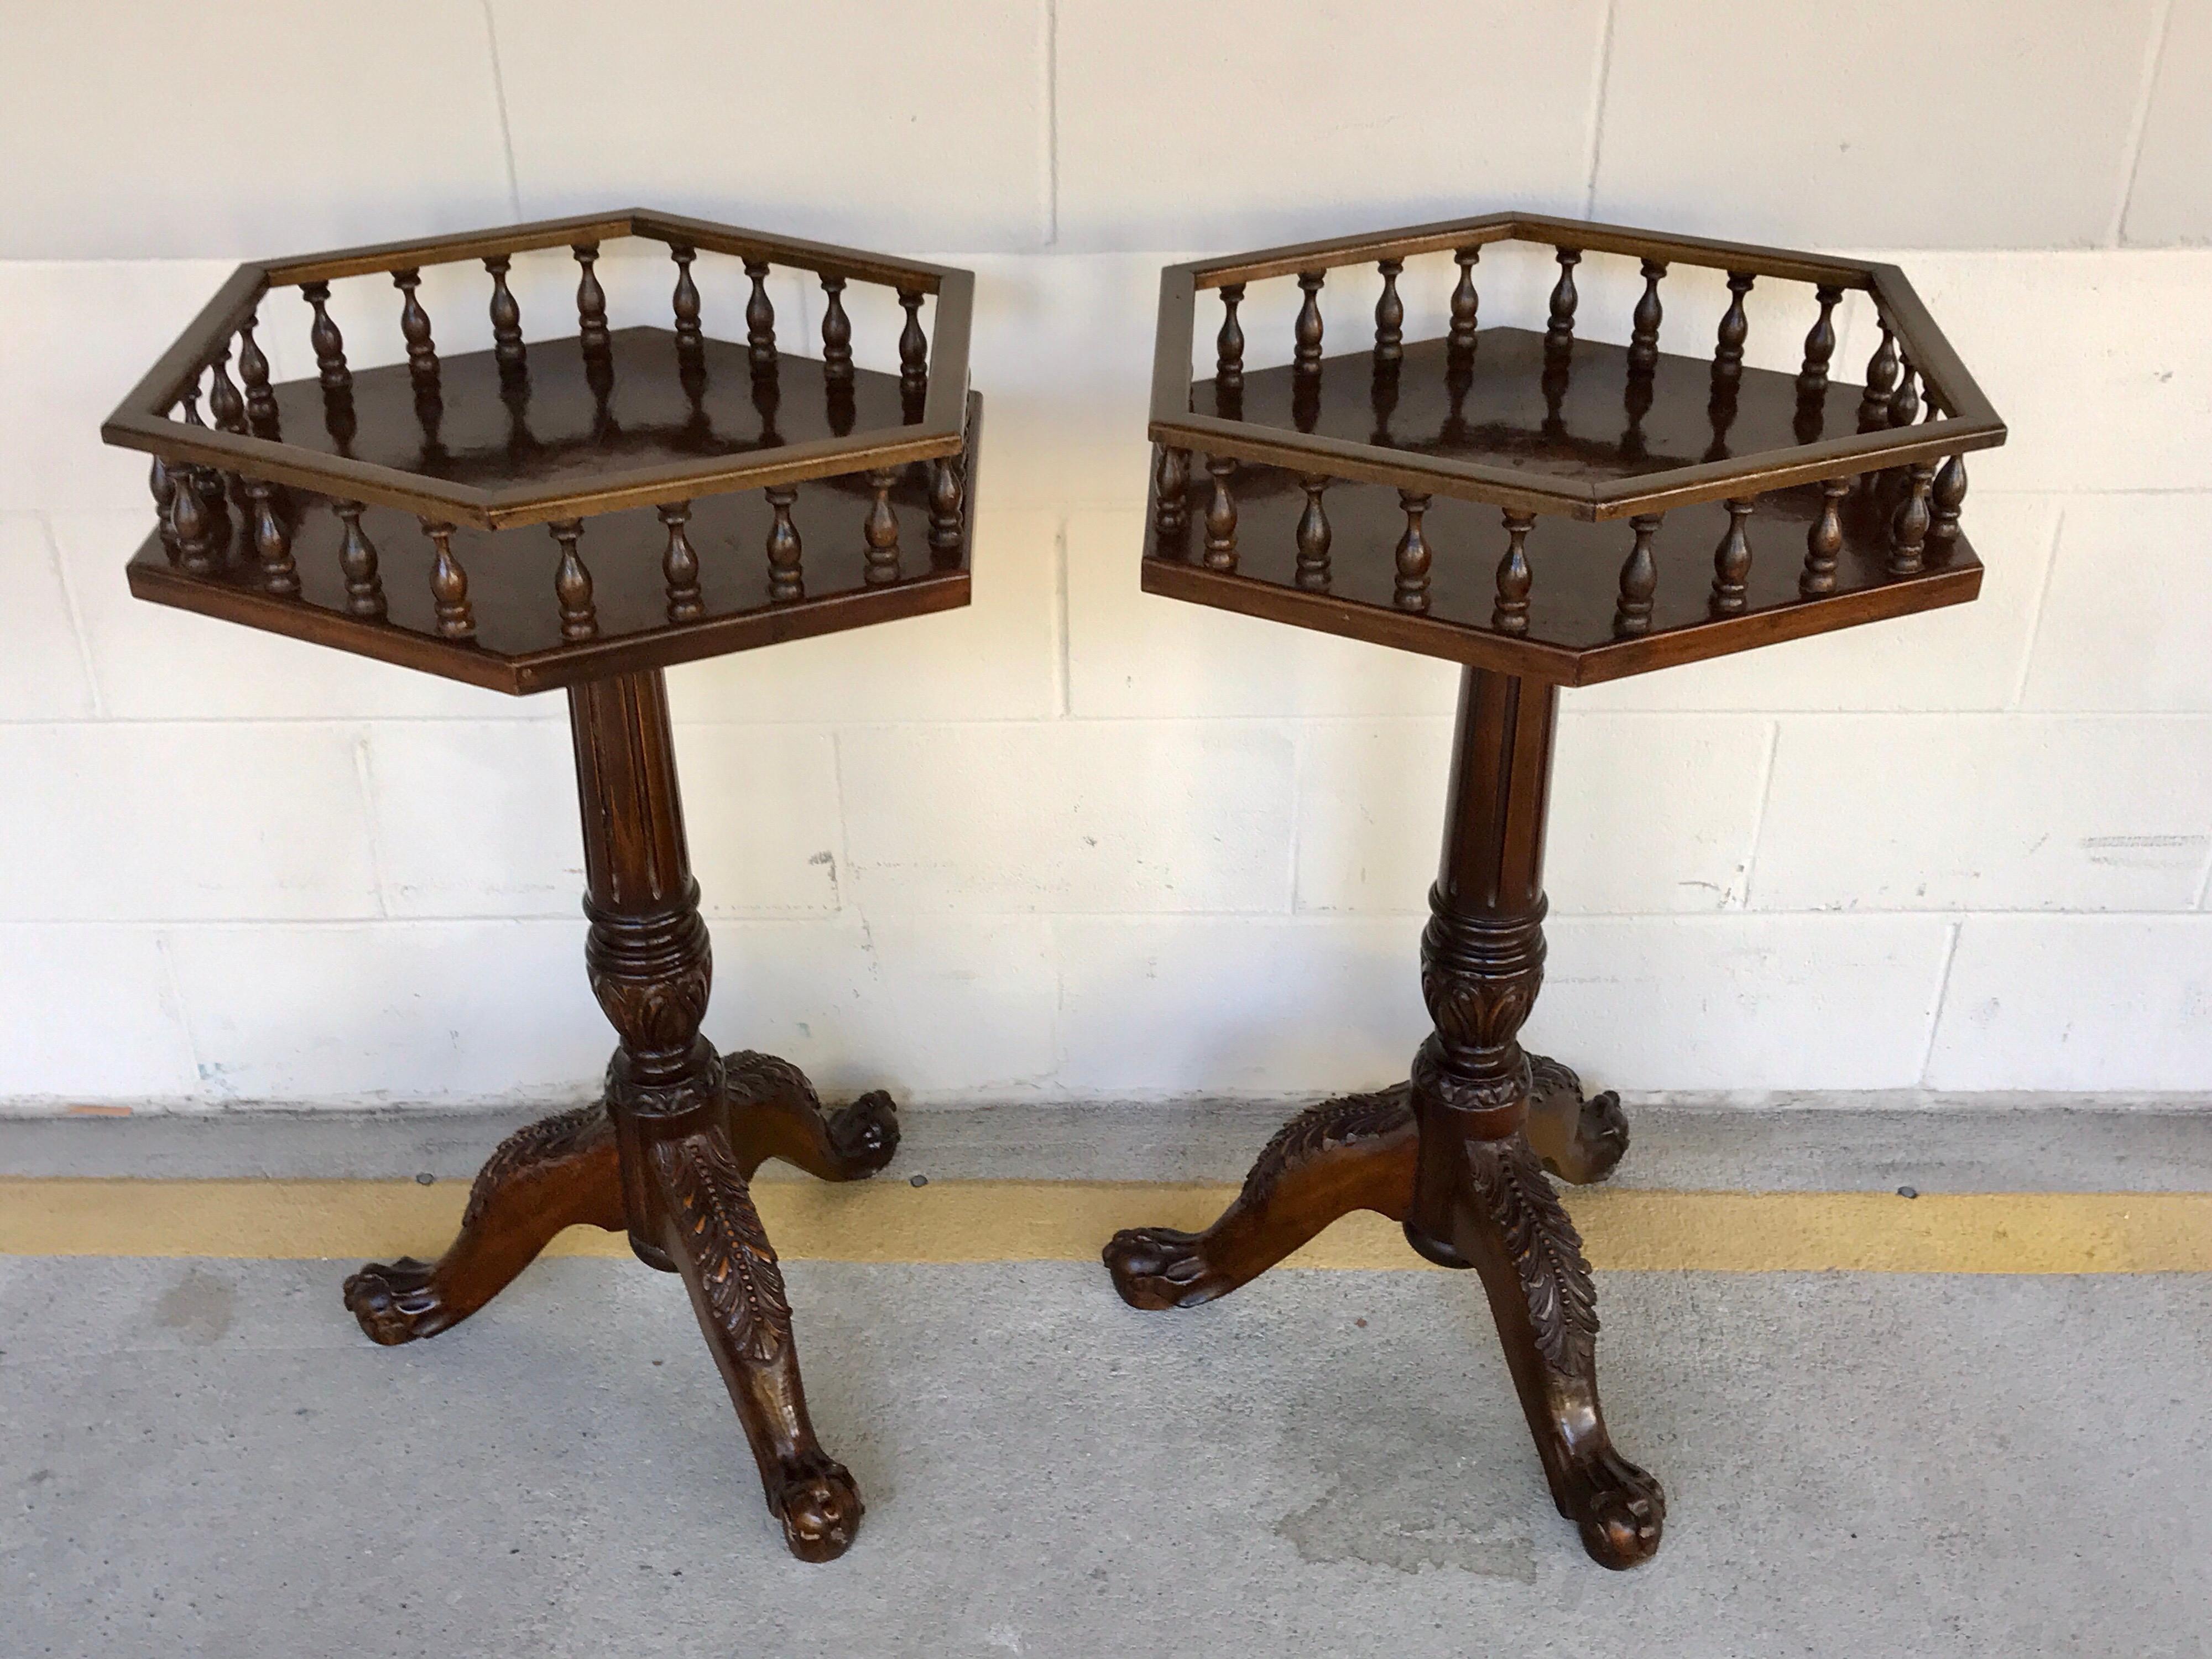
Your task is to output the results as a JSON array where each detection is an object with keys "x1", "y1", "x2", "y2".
[{"x1": 4, "y1": 1, "x2": 2210, "y2": 1109}]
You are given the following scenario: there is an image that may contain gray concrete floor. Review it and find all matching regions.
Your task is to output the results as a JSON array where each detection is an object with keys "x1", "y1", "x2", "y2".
[{"x1": 4, "y1": 1105, "x2": 2210, "y2": 1658}]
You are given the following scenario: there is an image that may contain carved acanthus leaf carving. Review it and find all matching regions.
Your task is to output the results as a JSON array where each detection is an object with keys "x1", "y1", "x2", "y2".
[
  {"x1": 592, "y1": 964, "x2": 712, "y2": 1054},
  {"x1": 1470, "y1": 1135, "x2": 1598, "y2": 1377},
  {"x1": 1243, "y1": 1085, "x2": 1415, "y2": 1207},
  {"x1": 653, "y1": 1131, "x2": 792, "y2": 1363},
  {"x1": 724, "y1": 1049, "x2": 819, "y2": 1114},
  {"x1": 461, "y1": 1102, "x2": 607, "y2": 1230}
]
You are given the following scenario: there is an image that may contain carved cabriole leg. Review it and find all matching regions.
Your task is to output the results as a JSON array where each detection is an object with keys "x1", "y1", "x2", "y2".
[
  {"x1": 723, "y1": 1048, "x2": 901, "y2": 1183},
  {"x1": 1104, "y1": 1086, "x2": 1417, "y2": 1308},
  {"x1": 343, "y1": 1103, "x2": 622, "y2": 1344},
  {"x1": 567, "y1": 667, "x2": 864, "y2": 1563},
  {"x1": 1402, "y1": 669, "x2": 1661, "y2": 1570}
]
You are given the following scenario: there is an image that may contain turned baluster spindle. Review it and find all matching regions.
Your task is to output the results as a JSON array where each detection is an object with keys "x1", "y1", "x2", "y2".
[
  {"x1": 176, "y1": 372, "x2": 231, "y2": 547},
  {"x1": 334, "y1": 501, "x2": 387, "y2": 618},
  {"x1": 1545, "y1": 248, "x2": 1580, "y2": 353},
  {"x1": 928, "y1": 457, "x2": 965, "y2": 557},
  {"x1": 1927, "y1": 453, "x2": 1968, "y2": 561},
  {"x1": 1710, "y1": 498, "x2": 1754, "y2": 613},
  {"x1": 1888, "y1": 356, "x2": 1921, "y2": 432},
  {"x1": 1799, "y1": 477, "x2": 1848, "y2": 597},
  {"x1": 1394, "y1": 491, "x2": 1432, "y2": 612},
  {"x1": 206, "y1": 342, "x2": 248, "y2": 505},
  {"x1": 1215, "y1": 284, "x2": 1246, "y2": 393},
  {"x1": 394, "y1": 268, "x2": 438, "y2": 388},
  {"x1": 864, "y1": 469, "x2": 903, "y2": 585},
  {"x1": 1202, "y1": 456, "x2": 1239, "y2": 571},
  {"x1": 150, "y1": 448, "x2": 179, "y2": 560},
  {"x1": 1293, "y1": 270, "x2": 1326, "y2": 371},
  {"x1": 1614, "y1": 514, "x2": 1661, "y2": 637},
  {"x1": 236, "y1": 314, "x2": 279, "y2": 441},
  {"x1": 1713, "y1": 272, "x2": 1754, "y2": 387},
  {"x1": 1295, "y1": 476, "x2": 1332, "y2": 590},
  {"x1": 1448, "y1": 248, "x2": 1480, "y2": 354},
  {"x1": 898, "y1": 289, "x2": 928, "y2": 390},
  {"x1": 573, "y1": 244, "x2": 609, "y2": 355},
  {"x1": 653, "y1": 502, "x2": 703, "y2": 622},
  {"x1": 1493, "y1": 512, "x2": 1533, "y2": 635},
  {"x1": 765, "y1": 485, "x2": 804, "y2": 601},
  {"x1": 169, "y1": 451, "x2": 214, "y2": 575},
  {"x1": 744, "y1": 259, "x2": 776, "y2": 370},
  {"x1": 1373, "y1": 259, "x2": 1405, "y2": 363},
  {"x1": 670, "y1": 246, "x2": 703, "y2": 354},
  {"x1": 1154, "y1": 445, "x2": 1191, "y2": 540},
  {"x1": 1798, "y1": 283, "x2": 1842, "y2": 398},
  {"x1": 248, "y1": 478, "x2": 298, "y2": 595},
  {"x1": 1856, "y1": 320, "x2": 1899, "y2": 433},
  {"x1": 1888, "y1": 462, "x2": 1934, "y2": 576},
  {"x1": 551, "y1": 519, "x2": 597, "y2": 638},
  {"x1": 820, "y1": 276, "x2": 854, "y2": 383},
  {"x1": 486, "y1": 254, "x2": 527, "y2": 373},
  {"x1": 302, "y1": 281, "x2": 352, "y2": 392},
  {"x1": 1627, "y1": 258, "x2": 1666, "y2": 372},
  {"x1": 423, "y1": 521, "x2": 475, "y2": 639}
]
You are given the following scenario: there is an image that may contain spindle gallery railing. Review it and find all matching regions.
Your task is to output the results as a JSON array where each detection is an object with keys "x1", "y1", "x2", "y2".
[
  {"x1": 1141, "y1": 211, "x2": 2004, "y2": 686},
  {"x1": 103, "y1": 211, "x2": 982, "y2": 696}
]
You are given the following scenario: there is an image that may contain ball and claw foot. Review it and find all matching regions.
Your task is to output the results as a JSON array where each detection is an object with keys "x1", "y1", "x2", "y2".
[
  {"x1": 1102, "y1": 1228, "x2": 1229, "y2": 1310},
  {"x1": 1557, "y1": 1447, "x2": 1666, "y2": 1570},
  {"x1": 1525, "y1": 1055, "x2": 1631, "y2": 1186},
  {"x1": 823, "y1": 1088, "x2": 900, "y2": 1176},
  {"x1": 771, "y1": 1452, "x2": 863, "y2": 1563},
  {"x1": 342, "y1": 1257, "x2": 447, "y2": 1346}
]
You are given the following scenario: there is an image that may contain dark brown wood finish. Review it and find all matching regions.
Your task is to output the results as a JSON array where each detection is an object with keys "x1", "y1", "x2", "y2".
[
  {"x1": 1106, "y1": 665, "x2": 1659, "y2": 1569},
  {"x1": 1114, "y1": 213, "x2": 2005, "y2": 1571},
  {"x1": 103, "y1": 212, "x2": 977, "y2": 530},
  {"x1": 343, "y1": 667, "x2": 902, "y2": 1562},
  {"x1": 1147, "y1": 216, "x2": 2001, "y2": 521},
  {"x1": 98, "y1": 216, "x2": 992, "y2": 1565}
]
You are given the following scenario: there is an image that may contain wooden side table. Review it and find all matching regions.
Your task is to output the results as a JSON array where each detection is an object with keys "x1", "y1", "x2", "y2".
[
  {"x1": 102, "y1": 211, "x2": 980, "y2": 1562},
  {"x1": 1104, "y1": 213, "x2": 2004, "y2": 1569}
]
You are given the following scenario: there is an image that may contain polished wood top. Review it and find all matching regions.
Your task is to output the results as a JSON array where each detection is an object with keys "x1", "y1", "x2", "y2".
[
  {"x1": 269, "y1": 328, "x2": 920, "y2": 492},
  {"x1": 1205, "y1": 331, "x2": 1864, "y2": 489}
]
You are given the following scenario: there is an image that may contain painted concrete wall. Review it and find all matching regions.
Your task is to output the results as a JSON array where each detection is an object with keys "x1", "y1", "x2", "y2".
[{"x1": 3, "y1": 1, "x2": 2209, "y2": 1107}]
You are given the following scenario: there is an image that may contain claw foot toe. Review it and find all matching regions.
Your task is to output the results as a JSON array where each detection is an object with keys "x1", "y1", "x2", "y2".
[
  {"x1": 1563, "y1": 1448, "x2": 1665, "y2": 1570},
  {"x1": 771, "y1": 1455, "x2": 862, "y2": 1563},
  {"x1": 341, "y1": 1257, "x2": 448, "y2": 1345},
  {"x1": 1528, "y1": 1055, "x2": 1631, "y2": 1186},
  {"x1": 824, "y1": 1090, "x2": 901, "y2": 1176},
  {"x1": 1102, "y1": 1227, "x2": 1224, "y2": 1311}
]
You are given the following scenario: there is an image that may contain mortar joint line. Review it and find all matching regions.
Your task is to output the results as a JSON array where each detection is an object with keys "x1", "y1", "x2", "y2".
[
  {"x1": 1581, "y1": 0, "x2": 1620, "y2": 217},
  {"x1": 2109, "y1": 0, "x2": 2177, "y2": 247},
  {"x1": 1918, "y1": 919, "x2": 1965, "y2": 1087},
  {"x1": 37, "y1": 510, "x2": 106, "y2": 721},
  {"x1": 477, "y1": 0, "x2": 524, "y2": 220}
]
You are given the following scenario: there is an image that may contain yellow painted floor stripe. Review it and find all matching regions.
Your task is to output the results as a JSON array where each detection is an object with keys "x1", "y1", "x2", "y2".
[{"x1": 3, "y1": 1178, "x2": 2211, "y2": 1272}]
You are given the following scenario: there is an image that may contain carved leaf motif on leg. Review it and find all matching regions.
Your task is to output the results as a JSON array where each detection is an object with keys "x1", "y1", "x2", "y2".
[
  {"x1": 1243, "y1": 1084, "x2": 1415, "y2": 1208},
  {"x1": 723, "y1": 1048, "x2": 818, "y2": 1113},
  {"x1": 1470, "y1": 1135, "x2": 1598, "y2": 1377},
  {"x1": 461, "y1": 1102, "x2": 606, "y2": 1230},
  {"x1": 654, "y1": 1131, "x2": 792, "y2": 1364}
]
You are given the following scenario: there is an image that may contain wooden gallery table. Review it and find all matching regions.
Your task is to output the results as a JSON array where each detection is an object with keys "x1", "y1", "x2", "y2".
[
  {"x1": 101, "y1": 211, "x2": 979, "y2": 1563},
  {"x1": 1104, "y1": 213, "x2": 2005, "y2": 1569}
]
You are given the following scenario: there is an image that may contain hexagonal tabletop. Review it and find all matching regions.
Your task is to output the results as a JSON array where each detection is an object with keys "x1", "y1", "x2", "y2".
[
  {"x1": 102, "y1": 211, "x2": 978, "y2": 694},
  {"x1": 1141, "y1": 212, "x2": 2006, "y2": 687}
]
